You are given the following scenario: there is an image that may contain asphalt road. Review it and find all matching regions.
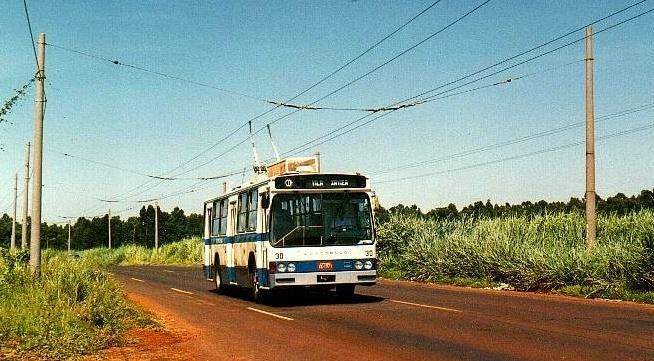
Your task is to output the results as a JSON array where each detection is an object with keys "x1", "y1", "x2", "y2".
[{"x1": 110, "y1": 266, "x2": 654, "y2": 361}]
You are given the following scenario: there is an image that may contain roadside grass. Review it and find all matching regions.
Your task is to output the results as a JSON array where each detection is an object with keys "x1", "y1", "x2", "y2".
[
  {"x1": 79, "y1": 236, "x2": 203, "y2": 267},
  {"x1": 376, "y1": 211, "x2": 654, "y2": 303},
  {"x1": 0, "y1": 248, "x2": 154, "y2": 360}
]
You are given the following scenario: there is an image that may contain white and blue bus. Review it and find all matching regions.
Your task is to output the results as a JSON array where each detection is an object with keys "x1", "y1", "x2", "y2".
[{"x1": 203, "y1": 156, "x2": 377, "y2": 302}]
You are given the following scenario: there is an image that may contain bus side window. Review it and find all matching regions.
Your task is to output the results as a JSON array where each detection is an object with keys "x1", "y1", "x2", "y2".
[
  {"x1": 211, "y1": 202, "x2": 220, "y2": 236},
  {"x1": 247, "y1": 189, "x2": 258, "y2": 232},
  {"x1": 237, "y1": 193, "x2": 247, "y2": 233},
  {"x1": 219, "y1": 200, "x2": 228, "y2": 235}
]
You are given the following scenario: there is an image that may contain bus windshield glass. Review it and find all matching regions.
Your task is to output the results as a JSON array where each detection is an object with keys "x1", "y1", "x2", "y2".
[{"x1": 271, "y1": 193, "x2": 373, "y2": 247}]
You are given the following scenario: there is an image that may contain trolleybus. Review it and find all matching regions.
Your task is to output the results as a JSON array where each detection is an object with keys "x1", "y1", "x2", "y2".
[{"x1": 202, "y1": 156, "x2": 376, "y2": 302}]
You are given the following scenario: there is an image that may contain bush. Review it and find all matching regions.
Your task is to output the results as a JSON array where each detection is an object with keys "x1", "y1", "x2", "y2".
[
  {"x1": 77, "y1": 237, "x2": 203, "y2": 266},
  {"x1": 377, "y1": 211, "x2": 654, "y2": 296},
  {"x1": 0, "y1": 250, "x2": 151, "y2": 359}
]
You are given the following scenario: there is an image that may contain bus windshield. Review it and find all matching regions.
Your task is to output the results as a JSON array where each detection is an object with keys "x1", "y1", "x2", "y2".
[{"x1": 270, "y1": 192, "x2": 373, "y2": 247}]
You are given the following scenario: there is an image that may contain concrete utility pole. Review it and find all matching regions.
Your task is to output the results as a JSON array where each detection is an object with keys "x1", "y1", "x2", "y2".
[
  {"x1": 108, "y1": 209, "x2": 112, "y2": 249},
  {"x1": 21, "y1": 142, "x2": 30, "y2": 250},
  {"x1": 30, "y1": 33, "x2": 45, "y2": 275},
  {"x1": 154, "y1": 202, "x2": 159, "y2": 250},
  {"x1": 585, "y1": 26, "x2": 597, "y2": 249},
  {"x1": 67, "y1": 220, "x2": 71, "y2": 253},
  {"x1": 10, "y1": 173, "x2": 17, "y2": 251}
]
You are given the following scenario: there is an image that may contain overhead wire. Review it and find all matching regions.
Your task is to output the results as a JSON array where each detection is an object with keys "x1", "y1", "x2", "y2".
[
  {"x1": 283, "y1": 61, "x2": 580, "y2": 156},
  {"x1": 46, "y1": 148, "x2": 245, "y2": 181},
  {"x1": 283, "y1": 4, "x2": 654, "y2": 156},
  {"x1": 48, "y1": 0, "x2": 469, "y2": 211},
  {"x1": 376, "y1": 122, "x2": 654, "y2": 184},
  {"x1": 46, "y1": 43, "x2": 268, "y2": 104},
  {"x1": 172, "y1": 0, "x2": 493, "y2": 177},
  {"x1": 46, "y1": 1, "x2": 651, "y2": 217},
  {"x1": 45, "y1": 0, "x2": 437, "y2": 189},
  {"x1": 22, "y1": 0, "x2": 38, "y2": 67},
  {"x1": 372, "y1": 101, "x2": 654, "y2": 176},
  {"x1": 142, "y1": 0, "x2": 447, "y2": 179}
]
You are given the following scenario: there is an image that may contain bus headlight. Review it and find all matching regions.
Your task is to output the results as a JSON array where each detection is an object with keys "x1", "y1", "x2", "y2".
[
  {"x1": 364, "y1": 260, "x2": 373, "y2": 270},
  {"x1": 277, "y1": 263, "x2": 287, "y2": 273},
  {"x1": 354, "y1": 261, "x2": 364, "y2": 270},
  {"x1": 287, "y1": 263, "x2": 296, "y2": 272}
]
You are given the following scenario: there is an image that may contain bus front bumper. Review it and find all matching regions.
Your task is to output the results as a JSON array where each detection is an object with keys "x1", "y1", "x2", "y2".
[{"x1": 268, "y1": 270, "x2": 376, "y2": 288}]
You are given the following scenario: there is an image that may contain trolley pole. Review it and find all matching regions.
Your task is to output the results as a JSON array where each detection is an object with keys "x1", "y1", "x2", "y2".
[
  {"x1": 30, "y1": 33, "x2": 46, "y2": 275},
  {"x1": 10, "y1": 173, "x2": 17, "y2": 251},
  {"x1": 21, "y1": 142, "x2": 30, "y2": 250},
  {"x1": 154, "y1": 201, "x2": 159, "y2": 251},
  {"x1": 585, "y1": 26, "x2": 597, "y2": 249},
  {"x1": 108, "y1": 209, "x2": 112, "y2": 249}
]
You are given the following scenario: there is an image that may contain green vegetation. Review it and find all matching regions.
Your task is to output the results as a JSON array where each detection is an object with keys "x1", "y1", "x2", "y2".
[
  {"x1": 376, "y1": 211, "x2": 654, "y2": 302},
  {"x1": 79, "y1": 237, "x2": 203, "y2": 266},
  {"x1": 0, "y1": 205, "x2": 202, "y2": 252},
  {"x1": 375, "y1": 188, "x2": 654, "y2": 223},
  {"x1": 0, "y1": 249, "x2": 153, "y2": 360}
]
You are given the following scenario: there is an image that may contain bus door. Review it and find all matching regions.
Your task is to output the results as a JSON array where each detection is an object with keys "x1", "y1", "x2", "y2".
[{"x1": 226, "y1": 200, "x2": 237, "y2": 284}]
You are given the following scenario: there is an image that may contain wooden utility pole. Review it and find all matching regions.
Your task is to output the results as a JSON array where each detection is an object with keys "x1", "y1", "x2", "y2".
[
  {"x1": 21, "y1": 142, "x2": 30, "y2": 250},
  {"x1": 154, "y1": 202, "x2": 159, "y2": 250},
  {"x1": 30, "y1": 33, "x2": 45, "y2": 275},
  {"x1": 585, "y1": 26, "x2": 597, "y2": 249},
  {"x1": 10, "y1": 173, "x2": 17, "y2": 251},
  {"x1": 108, "y1": 209, "x2": 112, "y2": 249},
  {"x1": 67, "y1": 220, "x2": 71, "y2": 253}
]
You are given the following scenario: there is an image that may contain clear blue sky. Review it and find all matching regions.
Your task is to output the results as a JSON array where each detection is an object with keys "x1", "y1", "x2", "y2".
[{"x1": 1, "y1": 1, "x2": 653, "y2": 222}]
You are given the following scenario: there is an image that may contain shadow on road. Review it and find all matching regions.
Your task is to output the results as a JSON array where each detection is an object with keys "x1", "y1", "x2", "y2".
[{"x1": 211, "y1": 287, "x2": 385, "y2": 308}]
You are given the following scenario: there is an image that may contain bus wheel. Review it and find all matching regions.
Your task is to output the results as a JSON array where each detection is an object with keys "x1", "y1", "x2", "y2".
[
  {"x1": 214, "y1": 264, "x2": 226, "y2": 293},
  {"x1": 336, "y1": 284, "x2": 355, "y2": 299}
]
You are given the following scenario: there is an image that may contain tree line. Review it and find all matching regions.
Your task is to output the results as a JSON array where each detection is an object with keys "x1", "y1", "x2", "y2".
[
  {"x1": 0, "y1": 205, "x2": 202, "y2": 251},
  {"x1": 375, "y1": 188, "x2": 654, "y2": 223},
  {"x1": 3, "y1": 188, "x2": 654, "y2": 249}
]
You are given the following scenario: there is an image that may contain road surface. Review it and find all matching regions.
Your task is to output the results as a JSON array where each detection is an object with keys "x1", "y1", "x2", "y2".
[{"x1": 110, "y1": 266, "x2": 654, "y2": 361}]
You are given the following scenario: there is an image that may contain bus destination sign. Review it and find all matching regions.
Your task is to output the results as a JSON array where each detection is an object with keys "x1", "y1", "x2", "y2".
[{"x1": 275, "y1": 174, "x2": 367, "y2": 189}]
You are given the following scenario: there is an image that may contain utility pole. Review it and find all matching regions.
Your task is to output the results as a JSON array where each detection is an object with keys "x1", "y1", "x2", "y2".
[
  {"x1": 154, "y1": 201, "x2": 159, "y2": 251},
  {"x1": 21, "y1": 142, "x2": 30, "y2": 250},
  {"x1": 585, "y1": 26, "x2": 596, "y2": 249},
  {"x1": 108, "y1": 209, "x2": 112, "y2": 249},
  {"x1": 30, "y1": 33, "x2": 45, "y2": 275},
  {"x1": 10, "y1": 173, "x2": 17, "y2": 251},
  {"x1": 67, "y1": 220, "x2": 71, "y2": 253}
]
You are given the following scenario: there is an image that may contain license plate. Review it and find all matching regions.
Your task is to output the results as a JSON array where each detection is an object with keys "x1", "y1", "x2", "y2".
[{"x1": 317, "y1": 261, "x2": 333, "y2": 271}]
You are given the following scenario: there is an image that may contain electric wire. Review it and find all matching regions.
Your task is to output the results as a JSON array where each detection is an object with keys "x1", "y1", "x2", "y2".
[
  {"x1": 46, "y1": 148, "x2": 245, "y2": 181},
  {"x1": 173, "y1": 0, "x2": 493, "y2": 177},
  {"x1": 39, "y1": 0, "x2": 646, "y2": 217},
  {"x1": 22, "y1": 0, "x2": 38, "y2": 67},
  {"x1": 376, "y1": 122, "x2": 654, "y2": 184},
  {"x1": 372, "y1": 102, "x2": 654, "y2": 176},
  {"x1": 275, "y1": 0, "x2": 492, "y2": 114},
  {"x1": 402, "y1": 3, "x2": 654, "y2": 107},
  {"x1": 283, "y1": 61, "x2": 579, "y2": 157},
  {"x1": 138, "y1": 0, "x2": 446, "y2": 181},
  {"x1": 284, "y1": 5, "x2": 654, "y2": 156},
  {"x1": 46, "y1": 43, "x2": 268, "y2": 104}
]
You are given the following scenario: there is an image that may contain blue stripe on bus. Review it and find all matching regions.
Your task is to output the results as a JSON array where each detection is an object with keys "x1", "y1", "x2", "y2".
[
  {"x1": 206, "y1": 233, "x2": 267, "y2": 245},
  {"x1": 203, "y1": 265, "x2": 269, "y2": 287},
  {"x1": 285, "y1": 259, "x2": 357, "y2": 273}
]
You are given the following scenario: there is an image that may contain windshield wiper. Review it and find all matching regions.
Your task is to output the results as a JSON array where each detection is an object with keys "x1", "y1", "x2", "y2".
[{"x1": 273, "y1": 225, "x2": 324, "y2": 246}]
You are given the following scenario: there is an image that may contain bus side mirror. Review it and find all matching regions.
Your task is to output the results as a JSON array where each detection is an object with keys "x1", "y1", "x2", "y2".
[{"x1": 261, "y1": 192, "x2": 270, "y2": 209}]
